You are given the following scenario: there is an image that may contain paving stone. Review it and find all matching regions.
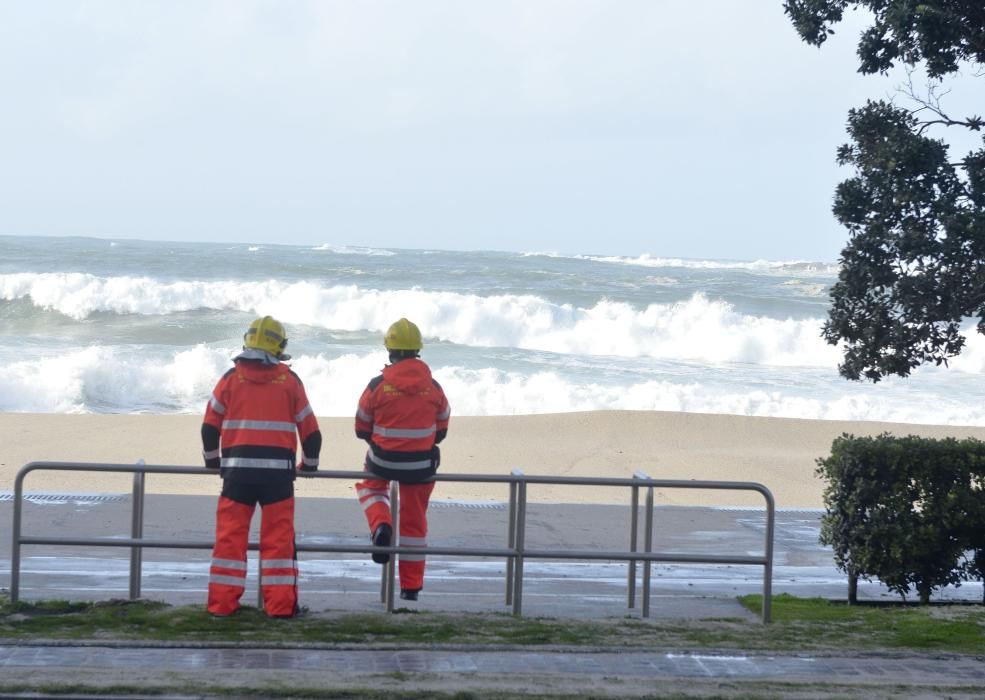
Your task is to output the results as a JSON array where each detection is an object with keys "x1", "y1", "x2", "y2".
[{"x1": 2, "y1": 645, "x2": 983, "y2": 685}]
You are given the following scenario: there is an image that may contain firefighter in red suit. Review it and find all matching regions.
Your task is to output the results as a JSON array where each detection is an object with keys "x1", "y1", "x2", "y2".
[
  {"x1": 201, "y1": 316, "x2": 321, "y2": 617},
  {"x1": 355, "y1": 318, "x2": 450, "y2": 601}
]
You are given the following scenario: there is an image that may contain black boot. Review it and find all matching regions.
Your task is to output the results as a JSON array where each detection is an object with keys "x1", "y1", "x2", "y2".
[
  {"x1": 400, "y1": 588, "x2": 421, "y2": 601},
  {"x1": 372, "y1": 523, "x2": 392, "y2": 564}
]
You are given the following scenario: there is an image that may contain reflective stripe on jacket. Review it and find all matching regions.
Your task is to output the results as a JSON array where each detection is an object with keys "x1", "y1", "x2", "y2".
[{"x1": 355, "y1": 357, "x2": 450, "y2": 483}]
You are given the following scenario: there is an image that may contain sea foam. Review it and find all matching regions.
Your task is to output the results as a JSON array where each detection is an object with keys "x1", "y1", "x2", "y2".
[{"x1": 2, "y1": 344, "x2": 982, "y2": 425}]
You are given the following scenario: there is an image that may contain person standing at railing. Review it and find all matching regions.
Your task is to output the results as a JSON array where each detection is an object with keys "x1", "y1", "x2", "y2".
[
  {"x1": 354, "y1": 318, "x2": 450, "y2": 601},
  {"x1": 201, "y1": 315, "x2": 322, "y2": 617}
]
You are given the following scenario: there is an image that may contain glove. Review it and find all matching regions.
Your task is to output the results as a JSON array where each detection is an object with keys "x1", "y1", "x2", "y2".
[
  {"x1": 205, "y1": 458, "x2": 220, "y2": 470},
  {"x1": 299, "y1": 462, "x2": 318, "y2": 473}
]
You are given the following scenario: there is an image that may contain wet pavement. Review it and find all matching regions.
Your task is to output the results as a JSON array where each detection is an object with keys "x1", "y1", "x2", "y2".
[
  {"x1": 0, "y1": 641, "x2": 983, "y2": 696},
  {"x1": 2, "y1": 493, "x2": 984, "y2": 696}
]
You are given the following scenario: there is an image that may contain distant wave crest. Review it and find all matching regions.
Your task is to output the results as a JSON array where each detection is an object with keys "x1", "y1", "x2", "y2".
[
  {"x1": 312, "y1": 244, "x2": 396, "y2": 256},
  {"x1": 523, "y1": 251, "x2": 837, "y2": 273}
]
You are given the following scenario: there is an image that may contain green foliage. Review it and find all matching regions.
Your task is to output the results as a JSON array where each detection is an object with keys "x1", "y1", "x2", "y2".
[
  {"x1": 816, "y1": 434, "x2": 985, "y2": 602},
  {"x1": 783, "y1": 1, "x2": 985, "y2": 77},
  {"x1": 740, "y1": 593, "x2": 985, "y2": 651},
  {"x1": 784, "y1": 1, "x2": 985, "y2": 380},
  {"x1": 824, "y1": 101, "x2": 985, "y2": 380}
]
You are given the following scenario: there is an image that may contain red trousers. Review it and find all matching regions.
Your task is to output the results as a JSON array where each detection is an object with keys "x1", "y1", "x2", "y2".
[
  {"x1": 208, "y1": 489, "x2": 298, "y2": 617},
  {"x1": 356, "y1": 477, "x2": 435, "y2": 591}
]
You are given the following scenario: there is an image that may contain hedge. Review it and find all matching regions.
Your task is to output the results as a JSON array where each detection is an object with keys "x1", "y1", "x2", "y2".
[{"x1": 816, "y1": 434, "x2": 985, "y2": 604}]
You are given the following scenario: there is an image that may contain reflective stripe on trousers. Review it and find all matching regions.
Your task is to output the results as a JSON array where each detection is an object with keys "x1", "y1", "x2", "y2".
[
  {"x1": 357, "y1": 484, "x2": 390, "y2": 512},
  {"x1": 261, "y1": 558, "x2": 298, "y2": 587},
  {"x1": 399, "y1": 534, "x2": 427, "y2": 562},
  {"x1": 209, "y1": 557, "x2": 248, "y2": 588}
]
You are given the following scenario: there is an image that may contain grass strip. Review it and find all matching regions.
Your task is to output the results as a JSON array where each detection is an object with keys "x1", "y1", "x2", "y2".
[
  {"x1": 739, "y1": 593, "x2": 985, "y2": 653},
  {"x1": 0, "y1": 593, "x2": 983, "y2": 654}
]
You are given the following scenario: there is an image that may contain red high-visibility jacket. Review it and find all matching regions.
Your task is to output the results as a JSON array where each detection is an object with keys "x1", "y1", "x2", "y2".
[
  {"x1": 202, "y1": 359, "x2": 321, "y2": 484},
  {"x1": 355, "y1": 358, "x2": 450, "y2": 483}
]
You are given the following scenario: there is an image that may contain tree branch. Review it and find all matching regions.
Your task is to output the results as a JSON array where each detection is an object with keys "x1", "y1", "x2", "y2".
[{"x1": 900, "y1": 69, "x2": 983, "y2": 133}]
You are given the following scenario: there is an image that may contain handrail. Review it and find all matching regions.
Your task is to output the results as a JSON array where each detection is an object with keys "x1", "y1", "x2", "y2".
[{"x1": 10, "y1": 460, "x2": 775, "y2": 622}]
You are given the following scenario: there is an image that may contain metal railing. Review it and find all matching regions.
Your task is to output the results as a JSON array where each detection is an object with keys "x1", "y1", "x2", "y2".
[{"x1": 9, "y1": 461, "x2": 775, "y2": 622}]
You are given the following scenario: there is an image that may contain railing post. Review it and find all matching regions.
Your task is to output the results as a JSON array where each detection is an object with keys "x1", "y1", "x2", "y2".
[
  {"x1": 379, "y1": 548, "x2": 387, "y2": 604},
  {"x1": 10, "y1": 467, "x2": 27, "y2": 603},
  {"x1": 762, "y1": 488, "x2": 775, "y2": 624},
  {"x1": 257, "y1": 552, "x2": 264, "y2": 611},
  {"x1": 385, "y1": 481, "x2": 399, "y2": 612},
  {"x1": 642, "y1": 482, "x2": 654, "y2": 618},
  {"x1": 506, "y1": 468, "x2": 523, "y2": 606},
  {"x1": 511, "y1": 479, "x2": 527, "y2": 617},
  {"x1": 628, "y1": 470, "x2": 648, "y2": 610},
  {"x1": 129, "y1": 460, "x2": 146, "y2": 600},
  {"x1": 628, "y1": 483, "x2": 639, "y2": 609}
]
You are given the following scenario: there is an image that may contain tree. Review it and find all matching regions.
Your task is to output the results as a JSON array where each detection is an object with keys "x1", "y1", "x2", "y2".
[{"x1": 783, "y1": 1, "x2": 985, "y2": 380}]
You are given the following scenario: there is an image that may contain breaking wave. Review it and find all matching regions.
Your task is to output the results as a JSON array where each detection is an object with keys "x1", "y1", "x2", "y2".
[{"x1": 0, "y1": 272, "x2": 840, "y2": 368}]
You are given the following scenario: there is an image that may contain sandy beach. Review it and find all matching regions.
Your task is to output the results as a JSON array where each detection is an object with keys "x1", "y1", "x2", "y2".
[{"x1": 3, "y1": 411, "x2": 985, "y2": 508}]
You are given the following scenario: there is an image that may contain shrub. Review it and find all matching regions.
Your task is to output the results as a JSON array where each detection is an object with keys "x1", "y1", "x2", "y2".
[{"x1": 816, "y1": 434, "x2": 985, "y2": 604}]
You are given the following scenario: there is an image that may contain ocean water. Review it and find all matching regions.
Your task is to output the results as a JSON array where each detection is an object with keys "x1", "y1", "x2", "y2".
[{"x1": 3, "y1": 234, "x2": 985, "y2": 425}]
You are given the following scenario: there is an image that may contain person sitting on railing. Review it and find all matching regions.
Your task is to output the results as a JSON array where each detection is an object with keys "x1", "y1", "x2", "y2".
[
  {"x1": 201, "y1": 315, "x2": 322, "y2": 617},
  {"x1": 354, "y1": 318, "x2": 450, "y2": 602}
]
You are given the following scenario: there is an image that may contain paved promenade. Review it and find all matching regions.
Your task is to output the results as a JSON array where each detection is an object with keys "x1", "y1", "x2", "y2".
[{"x1": 1, "y1": 641, "x2": 983, "y2": 698}]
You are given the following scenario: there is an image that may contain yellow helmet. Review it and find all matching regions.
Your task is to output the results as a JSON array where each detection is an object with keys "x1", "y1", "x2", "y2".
[
  {"x1": 384, "y1": 318, "x2": 423, "y2": 351},
  {"x1": 243, "y1": 316, "x2": 289, "y2": 358}
]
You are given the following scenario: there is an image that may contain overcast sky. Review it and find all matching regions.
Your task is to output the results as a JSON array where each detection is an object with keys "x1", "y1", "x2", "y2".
[{"x1": 0, "y1": 1, "x2": 972, "y2": 261}]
